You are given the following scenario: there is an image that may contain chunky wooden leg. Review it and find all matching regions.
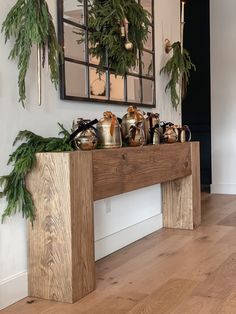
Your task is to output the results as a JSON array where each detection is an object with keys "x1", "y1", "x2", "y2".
[
  {"x1": 27, "y1": 152, "x2": 95, "y2": 303},
  {"x1": 162, "y1": 142, "x2": 201, "y2": 230}
]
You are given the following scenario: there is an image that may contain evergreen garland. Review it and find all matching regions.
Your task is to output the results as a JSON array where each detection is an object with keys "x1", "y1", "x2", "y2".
[
  {"x1": 160, "y1": 41, "x2": 196, "y2": 109},
  {"x1": 87, "y1": 0, "x2": 150, "y2": 75},
  {"x1": 0, "y1": 124, "x2": 74, "y2": 224},
  {"x1": 2, "y1": 0, "x2": 62, "y2": 106}
]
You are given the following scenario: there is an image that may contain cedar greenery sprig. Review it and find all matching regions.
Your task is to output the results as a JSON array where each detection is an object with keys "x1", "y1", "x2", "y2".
[
  {"x1": 160, "y1": 41, "x2": 196, "y2": 109},
  {"x1": 0, "y1": 124, "x2": 74, "y2": 224},
  {"x1": 2, "y1": 0, "x2": 62, "y2": 106},
  {"x1": 87, "y1": 0, "x2": 150, "y2": 76}
]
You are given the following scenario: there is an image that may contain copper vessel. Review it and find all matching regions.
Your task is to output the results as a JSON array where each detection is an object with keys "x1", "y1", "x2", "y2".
[
  {"x1": 121, "y1": 106, "x2": 146, "y2": 144},
  {"x1": 145, "y1": 112, "x2": 160, "y2": 144},
  {"x1": 178, "y1": 125, "x2": 191, "y2": 143},
  {"x1": 152, "y1": 126, "x2": 161, "y2": 145},
  {"x1": 71, "y1": 118, "x2": 98, "y2": 150},
  {"x1": 163, "y1": 126, "x2": 179, "y2": 143},
  {"x1": 97, "y1": 111, "x2": 122, "y2": 148},
  {"x1": 128, "y1": 121, "x2": 146, "y2": 147}
]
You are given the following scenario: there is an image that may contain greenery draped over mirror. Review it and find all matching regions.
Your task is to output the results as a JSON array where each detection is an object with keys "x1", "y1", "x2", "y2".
[
  {"x1": 87, "y1": 0, "x2": 150, "y2": 75},
  {"x1": 59, "y1": 0, "x2": 156, "y2": 107}
]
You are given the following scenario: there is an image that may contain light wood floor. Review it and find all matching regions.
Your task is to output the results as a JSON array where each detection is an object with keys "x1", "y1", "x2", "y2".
[{"x1": 3, "y1": 193, "x2": 236, "y2": 314}]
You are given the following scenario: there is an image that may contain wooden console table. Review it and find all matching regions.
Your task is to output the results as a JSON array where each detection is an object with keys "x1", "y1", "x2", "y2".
[{"x1": 27, "y1": 142, "x2": 201, "y2": 303}]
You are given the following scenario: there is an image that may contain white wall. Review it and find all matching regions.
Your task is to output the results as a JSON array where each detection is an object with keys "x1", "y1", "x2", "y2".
[
  {"x1": 210, "y1": 0, "x2": 236, "y2": 194},
  {"x1": 0, "y1": 0, "x2": 180, "y2": 309},
  {"x1": 155, "y1": 0, "x2": 181, "y2": 124}
]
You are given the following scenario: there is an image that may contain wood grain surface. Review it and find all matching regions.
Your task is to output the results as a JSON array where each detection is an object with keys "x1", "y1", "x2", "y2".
[
  {"x1": 92, "y1": 143, "x2": 192, "y2": 201},
  {"x1": 191, "y1": 142, "x2": 201, "y2": 228},
  {"x1": 70, "y1": 152, "x2": 95, "y2": 301},
  {"x1": 27, "y1": 153, "x2": 73, "y2": 303},
  {"x1": 127, "y1": 279, "x2": 197, "y2": 314},
  {"x1": 27, "y1": 152, "x2": 95, "y2": 303},
  {"x1": 4, "y1": 194, "x2": 236, "y2": 314},
  {"x1": 26, "y1": 142, "x2": 200, "y2": 304},
  {"x1": 162, "y1": 142, "x2": 201, "y2": 230}
]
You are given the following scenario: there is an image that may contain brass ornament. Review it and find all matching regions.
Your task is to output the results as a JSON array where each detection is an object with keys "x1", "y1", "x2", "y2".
[
  {"x1": 125, "y1": 41, "x2": 134, "y2": 51},
  {"x1": 124, "y1": 18, "x2": 133, "y2": 50}
]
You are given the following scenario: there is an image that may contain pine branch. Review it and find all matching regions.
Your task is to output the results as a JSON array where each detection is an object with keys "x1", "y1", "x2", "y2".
[
  {"x1": 0, "y1": 124, "x2": 74, "y2": 224},
  {"x1": 160, "y1": 41, "x2": 196, "y2": 109},
  {"x1": 87, "y1": 0, "x2": 150, "y2": 76},
  {"x1": 2, "y1": 0, "x2": 62, "y2": 106}
]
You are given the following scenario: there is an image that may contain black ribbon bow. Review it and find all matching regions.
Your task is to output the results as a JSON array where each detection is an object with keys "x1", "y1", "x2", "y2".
[{"x1": 69, "y1": 119, "x2": 98, "y2": 142}]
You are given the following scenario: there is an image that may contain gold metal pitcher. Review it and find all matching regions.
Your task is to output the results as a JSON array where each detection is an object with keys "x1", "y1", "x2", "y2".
[
  {"x1": 97, "y1": 111, "x2": 122, "y2": 148},
  {"x1": 163, "y1": 125, "x2": 179, "y2": 143},
  {"x1": 145, "y1": 112, "x2": 160, "y2": 144},
  {"x1": 121, "y1": 106, "x2": 146, "y2": 144},
  {"x1": 128, "y1": 121, "x2": 146, "y2": 147},
  {"x1": 178, "y1": 125, "x2": 192, "y2": 143}
]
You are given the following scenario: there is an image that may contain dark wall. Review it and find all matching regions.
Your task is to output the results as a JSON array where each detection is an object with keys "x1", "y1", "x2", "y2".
[{"x1": 182, "y1": 0, "x2": 211, "y2": 188}]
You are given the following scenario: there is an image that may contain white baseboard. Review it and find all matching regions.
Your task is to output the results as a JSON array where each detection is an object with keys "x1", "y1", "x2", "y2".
[
  {"x1": 0, "y1": 272, "x2": 28, "y2": 310},
  {"x1": 0, "y1": 214, "x2": 163, "y2": 309},
  {"x1": 211, "y1": 184, "x2": 236, "y2": 195},
  {"x1": 95, "y1": 213, "x2": 163, "y2": 260}
]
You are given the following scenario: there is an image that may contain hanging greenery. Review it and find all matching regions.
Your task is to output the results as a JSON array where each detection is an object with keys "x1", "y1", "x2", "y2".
[
  {"x1": 0, "y1": 124, "x2": 74, "y2": 224},
  {"x1": 2, "y1": 0, "x2": 62, "y2": 106},
  {"x1": 87, "y1": 0, "x2": 150, "y2": 76},
  {"x1": 160, "y1": 41, "x2": 196, "y2": 109}
]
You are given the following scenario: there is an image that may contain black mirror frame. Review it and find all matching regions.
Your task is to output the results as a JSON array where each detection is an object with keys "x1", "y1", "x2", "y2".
[{"x1": 57, "y1": 0, "x2": 156, "y2": 108}]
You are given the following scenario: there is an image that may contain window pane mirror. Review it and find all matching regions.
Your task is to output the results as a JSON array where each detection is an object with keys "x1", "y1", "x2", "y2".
[{"x1": 57, "y1": 0, "x2": 155, "y2": 107}]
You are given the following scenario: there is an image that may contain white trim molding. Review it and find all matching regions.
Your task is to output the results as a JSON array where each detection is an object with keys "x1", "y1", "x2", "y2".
[
  {"x1": 95, "y1": 214, "x2": 163, "y2": 260},
  {"x1": 211, "y1": 184, "x2": 236, "y2": 195},
  {"x1": 0, "y1": 272, "x2": 28, "y2": 310},
  {"x1": 0, "y1": 214, "x2": 163, "y2": 309}
]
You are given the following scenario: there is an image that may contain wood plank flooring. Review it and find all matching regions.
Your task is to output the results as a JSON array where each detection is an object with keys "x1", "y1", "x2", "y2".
[{"x1": 3, "y1": 193, "x2": 236, "y2": 314}]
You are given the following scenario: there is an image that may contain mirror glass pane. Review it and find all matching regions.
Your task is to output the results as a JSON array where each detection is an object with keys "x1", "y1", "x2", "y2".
[
  {"x1": 129, "y1": 51, "x2": 140, "y2": 74},
  {"x1": 140, "y1": 0, "x2": 153, "y2": 18},
  {"x1": 142, "y1": 79, "x2": 154, "y2": 104},
  {"x1": 110, "y1": 75, "x2": 125, "y2": 101},
  {"x1": 64, "y1": 0, "x2": 85, "y2": 25},
  {"x1": 90, "y1": 68, "x2": 108, "y2": 99},
  {"x1": 64, "y1": 23, "x2": 86, "y2": 61},
  {"x1": 144, "y1": 26, "x2": 153, "y2": 51},
  {"x1": 142, "y1": 52, "x2": 153, "y2": 77},
  {"x1": 89, "y1": 54, "x2": 100, "y2": 65},
  {"x1": 65, "y1": 61, "x2": 87, "y2": 97},
  {"x1": 127, "y1": 76, "x2": 141, "y2": 103},
  {"x1": 89, "y1": 40, "x2": 100, "y2": 65}
]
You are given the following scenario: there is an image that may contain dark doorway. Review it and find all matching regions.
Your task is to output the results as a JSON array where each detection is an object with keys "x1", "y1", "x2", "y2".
[{"x1": 182, "y1": 0, "x2": 211, "y2": 190}]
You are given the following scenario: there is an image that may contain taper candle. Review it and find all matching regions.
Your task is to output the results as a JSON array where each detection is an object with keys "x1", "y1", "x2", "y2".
[{"x1": 37, "y1": 45, "x2": 42, "y2": 106}]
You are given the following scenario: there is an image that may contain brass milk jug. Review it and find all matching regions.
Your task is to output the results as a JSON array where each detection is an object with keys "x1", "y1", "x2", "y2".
[
  {"x1": 178, "y1": 125, "x2": 192, "y2": 143},
  {"x1": 163, "y1": 125, "x2": 179, "y2": 143},
  {"x1": 121, "y1": 106, "x2": 146, "y2": 144},
  {"x1": 128, "y1": 121, "x2": 146, "y2": 147},
  {"x1": 97, "y1": 111, "x2": 122, "y2": 148},
  {"x1": 71, "y1": 118, "x2": 98, "y2": 150},
  {"x1": 152, "y1": 126, "x2": 161, "y2": 145},
  {"x1": 145, "y1": 112, "x2": 160, "y2": 144}
]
